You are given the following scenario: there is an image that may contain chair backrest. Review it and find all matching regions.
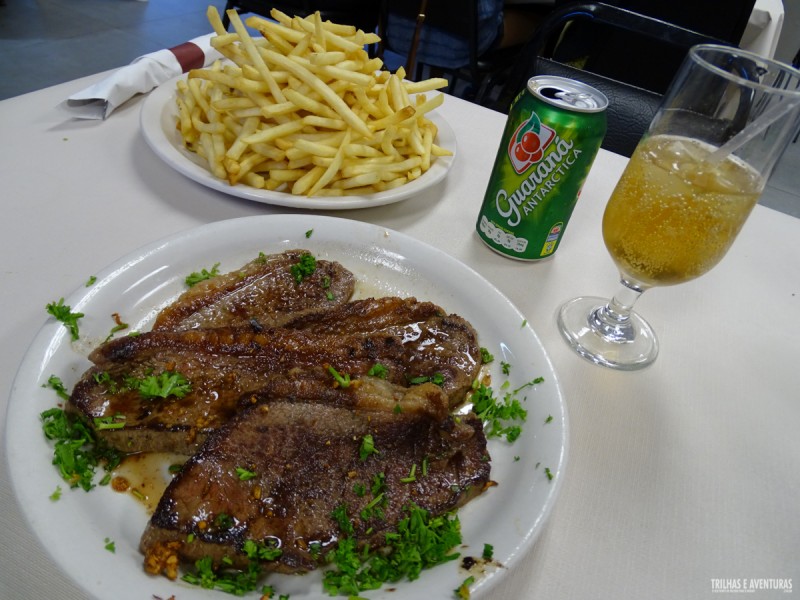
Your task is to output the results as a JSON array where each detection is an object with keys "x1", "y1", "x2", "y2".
[
  {"x1": 493, "y1": 2, "x2": 730, "y2": 156},
  {"x1": 594, "y1": 0, "x2": 756, "y2": 46}
]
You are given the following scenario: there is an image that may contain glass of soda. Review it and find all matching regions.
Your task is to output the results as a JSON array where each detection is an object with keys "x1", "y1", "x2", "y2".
[{"x1": 557, "y1": 44, "x2": 800, "y2": 370}]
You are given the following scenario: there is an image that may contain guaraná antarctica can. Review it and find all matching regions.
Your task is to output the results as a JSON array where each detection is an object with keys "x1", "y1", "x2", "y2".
[{"x1": 476, "y1": 76, "x2": 608, "y2": 260}]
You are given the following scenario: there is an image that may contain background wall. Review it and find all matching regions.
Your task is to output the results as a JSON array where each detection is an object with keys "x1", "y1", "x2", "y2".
[{"x1": 774, "y1": 0, "x2": 798, "y2": 64}]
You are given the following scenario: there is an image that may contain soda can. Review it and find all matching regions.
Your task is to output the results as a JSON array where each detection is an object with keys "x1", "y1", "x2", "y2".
[{"x1": 476, "y1": 75, "x2": 608, "y2": 260}]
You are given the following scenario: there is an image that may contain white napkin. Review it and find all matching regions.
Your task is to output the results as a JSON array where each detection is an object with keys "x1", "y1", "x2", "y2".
[{"x1": 66, "y1": 33, "x2": 222, "y2": 120}]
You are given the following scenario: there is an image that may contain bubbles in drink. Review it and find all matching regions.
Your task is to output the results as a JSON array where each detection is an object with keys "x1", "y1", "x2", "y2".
[{"x1": 602, "y1": 135, "x2": 763, "y2": 287}]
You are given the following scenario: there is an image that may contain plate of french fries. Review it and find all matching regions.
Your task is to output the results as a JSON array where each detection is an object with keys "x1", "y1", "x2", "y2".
[{"x1": 140, "y1": 7, "x2": 456, "y2": 209}]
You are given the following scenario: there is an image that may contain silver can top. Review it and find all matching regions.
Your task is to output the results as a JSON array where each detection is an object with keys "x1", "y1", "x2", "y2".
[{"x1": 527, "y1": 75, "x2": 608, "y2": 113}]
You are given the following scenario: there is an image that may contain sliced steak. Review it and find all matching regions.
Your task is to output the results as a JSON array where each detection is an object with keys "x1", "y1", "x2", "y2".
[
  {"x1": 239, "y1": 372, "x2": 451, "y2": 417},
  {"x1": 280, "y1": 296, "x2": 444, "y2": 335},
  {"x1": 140, "y1": 384, "x2": 491, "y2": 576},
  {"x1": 69, "y1": 313, "x2": 480, "y2": 453},
  {"x1": 151, "y1": 249, "x2": 355, "y2": 331}
]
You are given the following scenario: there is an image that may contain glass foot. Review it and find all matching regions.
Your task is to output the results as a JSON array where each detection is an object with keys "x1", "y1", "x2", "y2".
[{"x1": 557, "y1": 296, "x2": 658, "y2": 370}]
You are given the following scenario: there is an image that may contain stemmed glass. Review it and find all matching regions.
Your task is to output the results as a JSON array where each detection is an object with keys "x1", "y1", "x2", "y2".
[{"x1": 558, "y1": 45, "x2": 800, "y2": 370}]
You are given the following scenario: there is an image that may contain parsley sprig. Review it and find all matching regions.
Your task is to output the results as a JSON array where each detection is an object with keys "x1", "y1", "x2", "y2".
[
  {"x1": 470, "y1": 381, "x2": 529, "y2": 443},
  {"x1": 185, "y1": 262, "x2": 220, "y2": 287},
  {"x1": 327, "y1": 365, "x2": 352, "y2": 388},
  {"x1": 407, "y1": 372, "x2": 445, "y2": 386},
  {"x1": 124, "y1": 371, "x2": 192, "y2": 399},
  {"x1": 290, "y1": 253, "x2": 316, "y2": 283},
  {"x1": 46, "y1": 298, "x2": 84, "y2": 341},
  {"x1": 40, "y1": 408, "x2": 122, "y2": 491}
]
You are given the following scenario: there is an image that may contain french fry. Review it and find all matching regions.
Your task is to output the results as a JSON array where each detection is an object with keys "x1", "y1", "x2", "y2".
[{"x1": 172, "y1": 6, "x2": 451, "y2": 197}]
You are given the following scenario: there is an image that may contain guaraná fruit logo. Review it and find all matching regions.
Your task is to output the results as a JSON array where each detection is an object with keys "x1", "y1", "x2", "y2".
[{"x1": 507, "y1": 111, "x2": 556, "y2": 174}]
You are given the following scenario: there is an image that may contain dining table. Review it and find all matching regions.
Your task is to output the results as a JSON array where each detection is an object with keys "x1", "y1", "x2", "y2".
[{"x1": 1, "y1": 65, "x2": 798, "y2": 600}]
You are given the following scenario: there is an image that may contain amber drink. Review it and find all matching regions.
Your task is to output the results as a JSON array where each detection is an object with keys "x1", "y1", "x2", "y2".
[
  {"x1": 557, "y1": 44, "x2": 800, "y2": 370},
  {"x1": 602, "y1": 134, "x2": 763, "y2": 287}
]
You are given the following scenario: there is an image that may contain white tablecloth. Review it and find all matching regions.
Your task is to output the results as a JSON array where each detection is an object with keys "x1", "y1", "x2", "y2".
[{"x1": 0, "y1": 71, "x2": 798, "y2": 599}]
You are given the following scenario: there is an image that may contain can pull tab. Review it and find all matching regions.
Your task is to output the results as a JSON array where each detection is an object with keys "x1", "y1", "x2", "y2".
[{"x1": 554, "y1": 90, "x2": 597, "y2": 109}]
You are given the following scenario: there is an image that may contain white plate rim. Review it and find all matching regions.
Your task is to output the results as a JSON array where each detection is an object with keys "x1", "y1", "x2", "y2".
[
  {"x1": 139, "y1": 76, "x2": 458, "y2": 210},
  {"x1": 5, "y1": 214, "x2": 567, "y2": 600}
]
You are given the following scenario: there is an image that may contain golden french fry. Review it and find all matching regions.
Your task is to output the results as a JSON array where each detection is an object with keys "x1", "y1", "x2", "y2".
[
  {"x1": 308, "y1": 129, "x2": 351, "y2": 196},
  {"x1": 261, "y1": 48, "x2": 371, "y2": 138}
]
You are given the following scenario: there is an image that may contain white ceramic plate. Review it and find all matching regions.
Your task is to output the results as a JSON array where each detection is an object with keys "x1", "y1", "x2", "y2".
[
  {"x1": 6, "y1": 215, "x2": 567, "y2": 600},
  {"x1": 140, "y1": 77, "x2": 457, "y2": 210}
]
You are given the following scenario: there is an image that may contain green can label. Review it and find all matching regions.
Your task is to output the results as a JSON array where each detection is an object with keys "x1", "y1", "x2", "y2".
[{"x1": 477, "y1": 76, "x2": 608, "y2": 260}]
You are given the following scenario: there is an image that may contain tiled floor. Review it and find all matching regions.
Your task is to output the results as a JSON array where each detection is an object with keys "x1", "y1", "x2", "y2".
[{"x1": 1, "y1": 0, "x2": 797, "y2": 218}]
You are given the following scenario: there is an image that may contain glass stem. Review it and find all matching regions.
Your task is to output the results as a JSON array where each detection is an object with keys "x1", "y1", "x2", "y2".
[{"x1": 588, "y1": 278, "x2": 649, "y2": 343}]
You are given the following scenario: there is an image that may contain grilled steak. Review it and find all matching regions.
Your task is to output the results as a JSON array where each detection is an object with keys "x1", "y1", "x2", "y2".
[
  {"x1": 239, "y1": 372, "x2": 450, "y2": 415},
  {"x1": 69, "y1": 311, "x2": 480, "y2": 453},
  {"x1": 280, "y1": 296, "x2": 445, "y2": 335},
  {"x1": 140, "y1": 383, "x2": 491, "y2": 576},
  {"x1": 152, "y1": 249, "x2": 355, "y2": 331}
]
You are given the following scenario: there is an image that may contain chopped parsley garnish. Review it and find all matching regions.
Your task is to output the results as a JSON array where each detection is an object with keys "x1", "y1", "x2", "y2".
[
  {"x1": 400, "y1": 463, "x2": 417, "y2": 483},
  {"x1": 327, "y1": 365, "x2": 352, "y2": 388},
  {"x1": 50, "y1": 486, "x2": 62, "y2": 501},
  {"x1": 46, "y1": 298, "x2": 83, "y2": 341},
  {"x1": 185, "y1": 262, "x2": 221, "y2": 287},
  {"x1": 513, "y1": 376, "x2": 545, "y2": 394},
  {"x1": 93, "y1": 415, "x2": 127, "y2": 430},
  {"x1": 126, "y1": 371, "x2": 192, "y2": 399},
  {"x1": 482, "y1": 543, "x2": 494, "y2": 560},
  {"x1": 353, "y1": 482, "x2": 366, "y2": 497},
  {"x1": 358, "y1": 434, "x2": 377, "y2": 461},
  {"x1": 104, "y1": 312, "x2": 129, "y2": 342},
  {"x1": 85, "y1": 275, "x2": 97, "y2": 287},
  {"x1": 321, "y1": 275, "x2": 334, "y2": 301},
  {"x1": 545, "y1": 467, "x2": 554, "y2": 481},
  {"x1": 214, "y1": 513, "x2": 234, "y2": 529},
  {"x1": 92, "y1": 371, "x2": 118, "y2": 393},
  {"x1": 323, "y1": 503, "x2": 462, "y2": 595},
  {"x1": 104, "y1": 537, "x2": 116, "y2": 553},
  {"x1": 470, "y1": 381, "x2": 527, "y2": 443},
  {"x1": 44, "y1": 374, "x2": 70, "y2": 401},
  {"x1": 40, "y1": 408, "x2": 122, "y2": 491},
  {"x1": 236, "y1": 467, "x2": 257, "y2": 481},
  {"x1": 290, "y1": 253, "x2": 316, "y2": 283},
  {"x1": 479, "y1": 347, "x2": 494, "y2": 364},
  {"x1": 455, "y1": 575, "x2": 475, "y2": 599},
  {"x1": 545, "y1": 414, "x2": 553, "y2": 424},
  {"x1": 371, "y1": 472, "x2": 386, "y2": 496},
  {"x1": 331, "y1": 503, "x2": 355, "y2": 535},
  {"x1": 305, "y1": 229, "x2": 314, "y2": 238},
  {"x1": 501, "y1": 361, "x2": 511, "y2": 375},
  {"x1": 242, "y1": 539, "x2": 282, "y2": 562},
  {"x1": 407, "y1": 372, "x2": 445, "y2": 386},
  {"x1": 367, "y1": 363, "x2": 389, "y2": 379},
  {"x1": 181, "y1": 540, "x2": 282, "y2": 595},
  {"x1": 359, "y1": 492, "x2": 387, "y2": 521}
]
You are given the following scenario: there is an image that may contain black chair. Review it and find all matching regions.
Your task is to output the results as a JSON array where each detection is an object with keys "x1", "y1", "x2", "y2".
[
  {"x1": 221, "y1": 1, "x2": 381, "y2": 43},
  {"x1": 590, "y1": 0, "x2": 756, "y2": 46},
  {"x1": 376, "y1": 0, "x2": 524, "y2": 101},
  {"x1": 492, "y1": 2, "x2": 730, "y2": 156}
]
